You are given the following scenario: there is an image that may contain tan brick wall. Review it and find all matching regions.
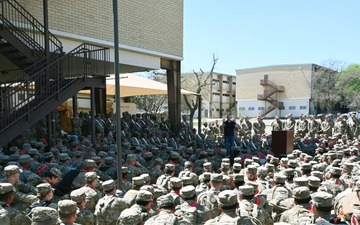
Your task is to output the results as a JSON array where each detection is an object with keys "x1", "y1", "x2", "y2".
[
  {"x1": 18, "y1": 0, "x2": 183, "y2": 57},
  {"x1": 236, "y1": 64, "x2": 314, "y2": 101}
]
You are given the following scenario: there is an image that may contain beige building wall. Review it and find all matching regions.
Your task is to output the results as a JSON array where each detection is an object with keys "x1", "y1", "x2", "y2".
[
  {"x1": 19, "y1": 0, "x2": 183, "y2": 59},
  {"x1": 236, "y1": 64, "x2": 315, "y2": 118}
]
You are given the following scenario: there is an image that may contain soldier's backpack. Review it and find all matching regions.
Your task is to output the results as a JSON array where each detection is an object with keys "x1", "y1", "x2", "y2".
[
  {"x1": 156, "y1": 174, "x2": 171, "y2": 191},
  {"x1": 94, "y1": 196, "x2": 117, "y2": 225},
  {"x1": 197, "y1": 190, "x2": 221, "y2": 217},
  {"x1": 238, "y1": 202, "x2": 259, "y2": 219},
  {"x1": 180, "y1": 204, "x2": 197, "y2": 225},
  {"x1": 295, "y1": 208, "x2": 314, "y2": 225}
]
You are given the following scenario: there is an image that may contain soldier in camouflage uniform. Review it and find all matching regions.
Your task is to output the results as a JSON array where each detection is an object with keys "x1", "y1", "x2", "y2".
[
  {"x1": 311, "y1": 192, "x2": 346, "y2": 225},
  {"x1": 78, "y1": 172, "x2": 103, "y2": 212},
  {"x1": 130, "y1": 190, "x2": 154, "y2": 222},
  {"x1": 71, "y1": 159, "x2": 97, "y2": 190},
  {"x1": 71, "y1": 112, "x2": 83, "y2": 137},
  {"x1": 156, "y1": 164, "x2": 175, "y2": 192},
  {"x1": 19, "y1": 154, "x2": 42, "y2": 186},
  {"x1": 70, "y1": 188, "x2": 94, "y2": 225},
  {"x1": 125, "y1": 154, "x2": 145, "y2": 182},
  {"x1": 31, "y1": 206, "x2": 58, "y2": 225},
  {"x1": 279, "y1": 186, "x2": 314, "y2": 225},
  {"x1": 237, "y1": 185, "x2": 273, "y2": 225},
  {"x1": 117, "y1": 207, "x2": 142, "y2": 225},
  {"x1": 167, "y1": 177, "x2": 183, "y2": 207},
  {"x1": 121, "y1": 166, "x2": 132, "y2": 192},
  {"x1": 0, "y1": 183, "x2": 32, "y2": 225},
  {"x1": 95, "y1": 180, "x2": 129, "y2": 225},
  {"x1": 197, "y1": 173, "x2": 223, "y2": 219},
  {"x1": 177, "y1": 185, "x2": 211, "y2": 224},
  {"x1": 58, "y1": 199, "x2": 81, "y2": 225},
  {"x1": 145, "y1": 194, "x2": 180, "y2": 225}
]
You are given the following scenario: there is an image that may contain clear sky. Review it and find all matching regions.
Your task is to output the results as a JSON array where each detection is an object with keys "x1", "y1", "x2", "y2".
[{"x1": 182, "y1": 0, "x2": 360, "y2": 75}]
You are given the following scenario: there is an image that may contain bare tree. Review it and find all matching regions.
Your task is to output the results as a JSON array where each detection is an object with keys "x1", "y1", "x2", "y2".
[
  {"x1": 182, "y1": 54, "x2": 218, "y2": 129},
  {"x1": 313, "y1": 59, "x2": 346, "y2": 113}
]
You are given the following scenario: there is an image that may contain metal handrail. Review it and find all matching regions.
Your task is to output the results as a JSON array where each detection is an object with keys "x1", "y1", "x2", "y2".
[
  {"x1": 0, "y1": 0, "x2": 63, "y2": 57},
  {"x1": 0, "y1": 43, "x2": 110, "y2": 130}
]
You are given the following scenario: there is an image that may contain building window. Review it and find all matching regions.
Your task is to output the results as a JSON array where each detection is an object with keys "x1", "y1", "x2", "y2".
[
  {"x1": 258, "y1": 107, "x2": 264, "y2": 110},
  {"x1": 212, "y1": 92, "x2": 220, "y2": 96},
  {"x1": 223, "y1": 94, "x2": 229, "y2": 97},
  {"x1": 233, "y1": 82, "x2": 236, "y2": 85},
  {"x1": 289, "y1": 106, "x2": 296, "y2": 110},
  {"x1": 223, "y1": 80, "x2": 229, "y2": 84},
  {"x1": 300, "y1": 106, "x2": 307, "y2": 110},
  {"x1": 216, "y1": 108, "x2": 220, "y2": 111},
  {"x1": 248, "y1": 107, "x2": 255, "y2": 111}
]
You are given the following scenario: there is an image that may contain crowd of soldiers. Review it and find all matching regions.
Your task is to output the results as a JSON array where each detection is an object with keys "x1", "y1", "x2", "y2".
[{"x1": 1, "y1": 111, "x2": 360, "y2": 224}]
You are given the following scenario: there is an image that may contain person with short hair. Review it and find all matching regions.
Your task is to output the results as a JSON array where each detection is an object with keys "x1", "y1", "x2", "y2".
[{"x1": 58, "y1": 199, "x2": 80, "y2": 225}]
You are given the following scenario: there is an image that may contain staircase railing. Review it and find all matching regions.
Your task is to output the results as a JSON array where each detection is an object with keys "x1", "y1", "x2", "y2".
[
  {"x1": 0, "y1": 0, "x2": 63, "y2": 57},
  {"x1": 0, "y1": 43, "x2": 110, "y2": 130}
]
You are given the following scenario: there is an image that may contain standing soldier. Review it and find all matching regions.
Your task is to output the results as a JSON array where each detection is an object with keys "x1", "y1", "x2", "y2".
[
  {"x1": 284, "y1": 114, "x2": 295, "y2": 131},
  {"x1": 271, "y1": 116, "x2": 283, "y2": 131},
  {"x1": 333, "y1": 115, "x2": 346, "y2": 140},
  {"x1": 253, "y1": 116, "x2": 266, "y2": 136},
  {"x1": 242, "y1": 116, "x2": 253, "y2": 137},
  {"x1": 71, "y1": 112, "x2": 82, "y2": 137},
  {"x1": 308, "y1": 115, "x2": 319, "y2": 138},
  {"x1": 321, "y1": 115, "x2": 333, "y2": 137},
  {"x1": 347, "y1": 113, "x2": 358, "y2": 140}
]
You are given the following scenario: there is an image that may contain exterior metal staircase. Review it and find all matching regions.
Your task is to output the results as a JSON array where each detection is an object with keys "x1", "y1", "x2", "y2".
[
  {"x1": 0, "y1": 0, "x2": 110, "y2": 146},
  {"x1": 257, "y1": 74, "x2": 285, "y2": 117}
]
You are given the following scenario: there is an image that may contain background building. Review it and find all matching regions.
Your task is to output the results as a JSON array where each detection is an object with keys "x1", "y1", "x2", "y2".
[{"x1": 236, "y1": 64, "x2": 327, "y2": 118}]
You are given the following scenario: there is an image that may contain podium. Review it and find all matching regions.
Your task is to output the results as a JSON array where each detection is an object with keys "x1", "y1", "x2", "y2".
[{"x1": 271, "y1": 130, "x2": 294, "y2": 157}]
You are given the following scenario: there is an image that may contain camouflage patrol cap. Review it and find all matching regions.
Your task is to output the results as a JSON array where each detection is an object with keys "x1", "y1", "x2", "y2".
[
  {"x1": 353, "y1": 180, "x2": 360, "y2": 191},
  {"x1": 233, "y1": 146, "x2": 241, "y2": 151},
  {"x1": 0, "y1": 183, "x2": 14, "y2": 194},
  {"x1": 211, "y1": 173, "x2": 223, "y2": 182},
  {"x1": 202, "y1": 172, "x2": 211, "y2": 181},
  {"x1": 311, "y1": 191, "x2": 334, "y2": 207},
  {"x1": 140, "y1": 174, "x2": 150, "y2": 183},
  {"x1": 274, "y1": 173, "x2": 287, "y2": 184},
  {"x1": 246, "y1": 181, "x2": 259, "y2": 190},
  {"x1": 246, "y1": 165, "x2": 257, "y2": 174},
  {"x1": 9, "y1": 146, "x2": 19, "y2": 152},
  {"x1": 222, "y1": 158, "x2": 230, "y2": 164},
  {"x1": 330, "y1": 167, "x2": 342, "y2": 176},
  {"x1": 36, "y1": 183, "x2": 55, "y2": 193},
  {"x1": 170, "y1": 177, "x2": 183, "y2": 188},
  {"x1": 50, "y1": 167, "x2": 62, "y2": 180},
  {"x1": 10, "y1": 153, "x2": 20, "y2": 161},
  {"x1": 19, "y1": 154, "x2": 32, "y2": 163},
  {"x1": 118, "y1": 208, "x2": 141, "y2": 225},
  {"x1": 165, "y1": 164, "x2": 175, "y2": 172},
  {"x1": 0, "y1": 155, "x2": 10, "y2": 164},
  {"x1": 170, "y1": 151, "x2": 180, "y2": 159},
  {"x1": 97, "y1": 151, "x2": 107, "y2": 157},
  {"x1": 233, "y1": 163, "x2": 242, "y2": 171},
  {"x1": 257, "y1": 166, "x2": 268, "y2": 176},
  {"x1": 160, "y1": 143, "x2": 167, "y2": 149},
  {"x1": 135, "y1": 190, "x2": 153, "y2": 202},
  {"x1": 203, "y1": 162, "x2": 212, "y2": 169},
  {"x1": 181, "y1": 175, "x2": 194, "y2": 186},
  {"x1": 234, "y1": 157, "x2": 242, "y2": 164},
  {"x1": 293, "y1": 186, "x2": 310, "y2": 200},
  {"x1": 58, "y1": 199, "x2": 78, "y2": 214},
  {"x1": 332, "y1": 159, "x2": 342, "y2": 167},
  {"x1": 157, "y1": 194, "x2": 174, "y2": 208},
  {"x1": 143, "y1": 152, "x2": 153, "y2": 159},
  {"x1": 221, "y1": 162, "x2": 230, "y2": 169},
  {"x1": 180, "y1": 185, "x2": 196, "y2": 199},
  {"x1": 244, "y1": 159, "x2": 253, "y2": 166},
  {"x1": 184, "y1": 161, "x2": 193, "y2": 168},
  {"x1": 301, "y1": 163, "x2": 312, "y2": 171},
  {"x1": 91, "y1": 156, "x2": 101, "y2": 164},
  {"x1": 126, "y1": 154, "x2": 137, "y2": 161},
  {"x1": 85, "y1": 171, "x2": 98, "y2": 182},
  {"x1": 58, "y1": 153, "x2": 70, "y2": 161},
  {"x1": 252, "y1": 157, "x2": 260, "y2": 163},
  {"x1": 140, "y1": 185, "x2": 154, "y2": 195},
  {"x1": 31, "y1": 206, "x2": 58, "y2": 222},
  {"x1": 185, "y1": 148, "x2": 193, "y2": 154},
  {"x1": 207, "y1": 149, "x2": 215, "y2": 155},
  {"x1": 232, "y1": 173, "x2": 244, "y2": 182},
  {"x1": 104, "y1": 156, "x2": 115, "y2": 165},
  {"x1": 36, "y1": 142, "x2": 45, "y2": 148},
  {"x1": 83, "y1": 159, "x2": 97, "y2": 168},
  {"x1": 266, "y1": 154, "x2": 273, "y2": 160},
  {"x1": 288, "y1": 159, "x2": 298, "y2": 168},
  {"x1": 70, "y1": 188, "x2": 86, "y2": 203},
  {"x1": 219, "y1": 148, "x2": 227, "y2": 156},
  {"x1": 122, "y1": 166, "x2": 129, "y2": 173},
  {"x1": 102, "y1": 179, "x2": 116, "y2": 191},
  {"x1": 293, "y1": 177, "x2": 308, "y2": 187},
  {"x1": 238, "y1": 185, "x2": 255, "y2": 196},
  {"x1": 132, "y1": 176, "x2": 145, "y2": 186},
  {"x1": 308, "y1": 176, "x2": 321, "y2": 188},
  {"x1": 283, "y1": 168, "x2": 295, "y2": 177},
  {"x1": 44, "y1": 152, "x2": 54, "y2": 159},
  {"x1": 218, "y1": 190, "x2": 238, "y2": 207},
  {"x1": 265, "y1": 163, "x2": 275, "y2": 171},
  {"x1": 287, "y1": 154, "x2": 295, "y2": 159},
  {"x1": 328, "y1": 152, "x2": 337, "y2": 159},
  {"x1": 342, "y1": 162, "x2": 354, "y2": 172},
  {"x1": 4, "y1": 165, "x2": 22, "y2": 176},
  {"x1": 270, "y1": 157, "x2": 279, "y2": 164}
]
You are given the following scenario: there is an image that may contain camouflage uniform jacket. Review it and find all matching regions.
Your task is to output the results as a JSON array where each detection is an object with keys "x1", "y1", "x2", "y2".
[
  {"x1": 144, "y1": 209, "x2": 180, "y2": 225},
  {"x1": 178, "y1": 199, "x2": 211, "y2": 224},
  {"x1": 79, "y1": 185, "x2": 103, "y2": 212},
  {"x1": 197, "y1": 188, "x2": 221, "y2": 219},
  {"x1": 94, "y1": 194, "x2": 129, "y2": 225},
  {"x1": 238, "y1": 199, "x2": 273, "y2": 225},
  {"x1": 71, "y1": 171, "x2": 87, "y2": 190},
  {"x1": 76, "y1": 207, "x2": 95, "y2": 225},
  {"x1": 279, "y1": 204, "x2": 314, "y2": 225},
  {"x1": 131, "y1": 204, "x2": 152, "y2": 222},
  {"x1": 0, "y1": 201, "x2": 32, "y2": 225}
]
